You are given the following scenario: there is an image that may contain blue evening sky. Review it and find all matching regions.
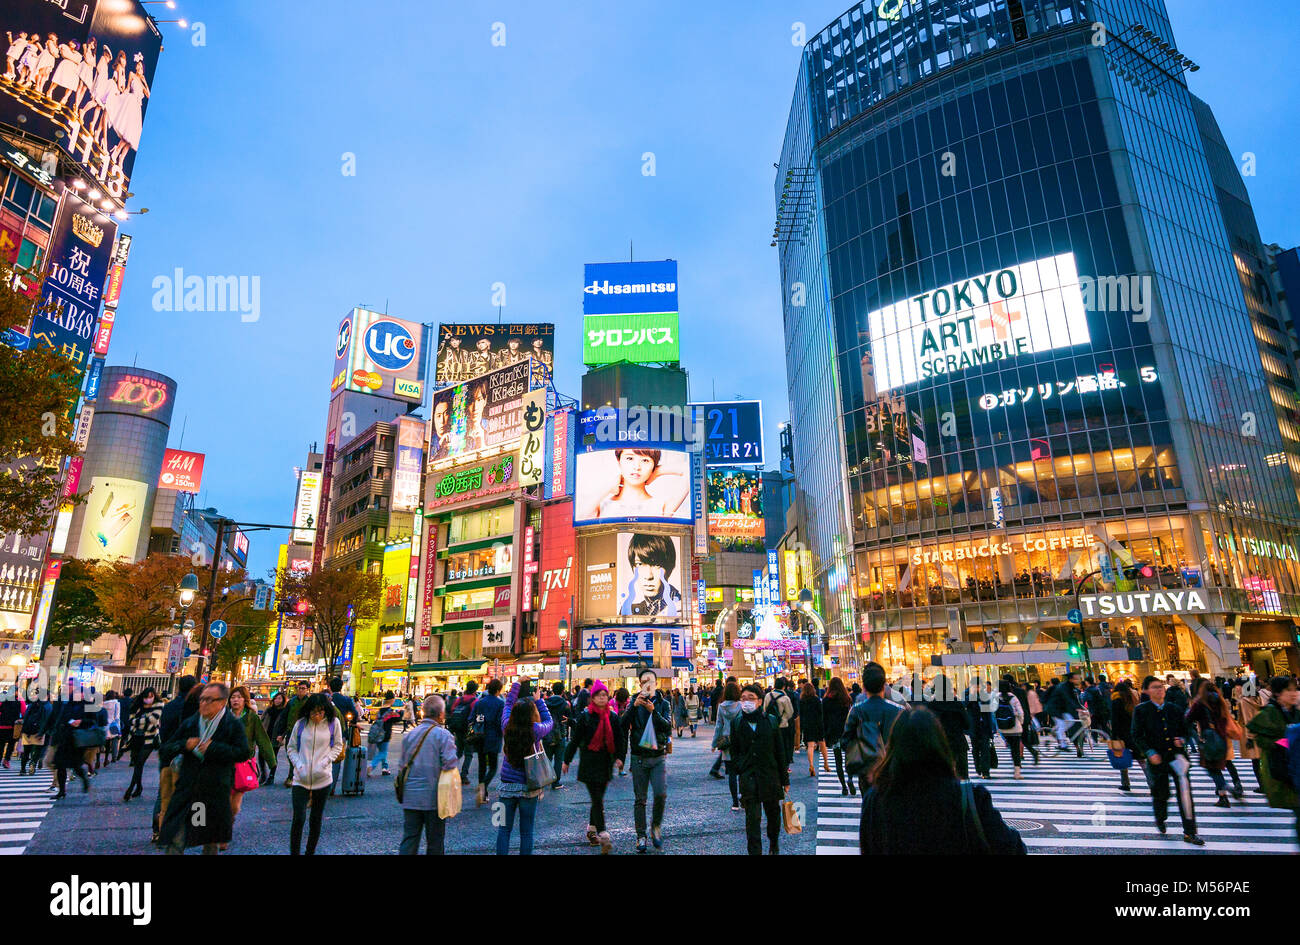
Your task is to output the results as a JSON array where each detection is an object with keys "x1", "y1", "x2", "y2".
[{"x1": 105, "y1": 0, "x2": 1299, "y2": 579}]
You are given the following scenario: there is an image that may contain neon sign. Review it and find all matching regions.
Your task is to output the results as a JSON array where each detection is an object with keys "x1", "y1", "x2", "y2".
[{"x1": 107, "y1": 376, "x2": 169, "y2": 414}]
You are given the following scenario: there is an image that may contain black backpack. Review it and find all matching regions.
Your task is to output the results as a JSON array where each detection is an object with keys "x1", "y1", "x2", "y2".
[
  {"x1": 994, "y1": 695, "x2": 1018, "y2": 732},
  {"x1": 543, "y1": 699, "x2": 568, "y2": 747},
  {"x1": 447, "y1": 699, "x2": 473, "y2": 736}
]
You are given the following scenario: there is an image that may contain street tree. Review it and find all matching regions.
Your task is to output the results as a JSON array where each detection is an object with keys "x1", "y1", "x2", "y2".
[
  {"x1": 276, "y1": 564, "x2": 382, "y2": 671},
  {"x1": 42, "y1": 557, "x2": 111, "y2": 659},
  {"x1": 0, "y1": 278, "x2": 86, "y2": 535}
]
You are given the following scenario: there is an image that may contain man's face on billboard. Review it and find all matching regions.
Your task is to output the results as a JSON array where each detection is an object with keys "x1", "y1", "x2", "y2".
[
  {"x1": 433, "y1": 401, "x2": 450, "y2": 435},
  {"x1": 632, "y1": 557, "x2": 664, "y2": 599},
  {"x1": 476, "y1": 339, "x2": 491, "y2": 353}
]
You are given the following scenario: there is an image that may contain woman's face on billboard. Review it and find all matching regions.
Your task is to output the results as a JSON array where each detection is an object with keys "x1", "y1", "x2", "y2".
[
  {"x1": 618, "y1": 450, "x2": 655, "y2": 486},
  {"x1": 471, "y1": 387, "x2": 487, "y2": 421}
]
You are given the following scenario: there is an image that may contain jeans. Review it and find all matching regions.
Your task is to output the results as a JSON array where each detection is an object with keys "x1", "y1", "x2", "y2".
[
  {"x1": 495, "y1": 794, "x2": 538, "y2": 855},
  {"x1": 368, "y1": 740, "x2": 390, "y2": 772},
  {"x1": 630, "y1": 754, "x2": 667, "y2": 838},
  {"x1": 1053, "y1": 713, "x2": 1077, "y2": 748},
  {"x1": 400, "y1": 808, "x2": 447, "y2": 854},
  {"x1": 290, "y1": 785, "x2": 330, "y2": 854},
  {"x1": 743, "y1": 796, "x2": 781, "y2": 855},
  {"x1": 1207, "y1": 761, "x2": 1243, "y2": 795},
  {"x1": 1143, "y1": 755, "x2": 1197, "y2": 834},
  {"x1": 478, "y1": 750, "x2": 499, "y2": 787},
  {"x1": 585, "y1": 780, "x2": 608, "y2": 831},
  {"x1": 725, "y1": 760, "x2": 740, "y2": 807}
]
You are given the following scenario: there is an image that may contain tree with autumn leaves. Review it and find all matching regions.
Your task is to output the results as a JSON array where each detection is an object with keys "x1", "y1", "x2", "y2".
[{"x1": 275, "y1": 564, "x2": 382, "y2": 671}]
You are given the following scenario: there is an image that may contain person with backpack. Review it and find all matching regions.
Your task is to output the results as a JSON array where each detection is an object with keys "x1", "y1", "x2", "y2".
[
  {"x1": 841, "y1": 663, "x2": 904, "y2": 794},
  {"x1": 285, "y1": 693, "x2": 345, "y2": 855},
  {"x1": 993, "y1": 679, "x2": 1025, "y2": 779},
  {"x1": 543, "y1": 682, "x2": 572, "y2": 789},
  {"x1": 712, "y1": 681, "x2": 744, "y2": 810},
  {"x1": 1245, "y1": 675, "x2": 1299, "y2": 844},
  {"x1": 761, "y1": 677, "x2": 796, "y2": 775},
  {"x1": 327, "y1": 677, "x2": 358, "y2": 795},
  {"x1": 1185, "y1": 681, "x2": 1244, "y2": 806},
  {"x1": 859, "y1": 706, "x2": 1026, "y2": 855},
  {"x1": 1083, "y1": 677, "x2": 1111, "y2": 735},
  {"x1": 274, "y1": 681, "x2": 313, "y2": 786},
  {"x1": 398, "y1": 695, "x2": 460, "y2": 855},
  {"x1": 1046, "y1": 672, "x2": 1085, "y2": 756},
  {"x1": 472, "y1": 678, "x2": 506, "y2": 806},
  {"x1": 1131, "y1": 675, "x2": 1202, "y2": 846},
  {"x1": 367, "y1": 699, "x2": 400, "y2": 777},
  {"x1": 729, "y1": 684, "x2": 789, "y2": 855},
  {"x1": 622, "y1": 668, "x2": 673, "y2": 853},
  {"x1": 562, "y1": 680, "x2": 625, "y2": 853},
  {"x1": 446, "y1": 682, "x2": 478, "y2": 784}
]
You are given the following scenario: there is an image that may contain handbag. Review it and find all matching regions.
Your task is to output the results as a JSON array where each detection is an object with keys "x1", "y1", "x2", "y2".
[
  {"x1": 781, "y1": 799, "x2": 803, "y2": 835},
  {"x1": 1224, "y1": 716, "x2": 1244, "y2": 742},
  {"x1": 1106, "y1": 739, "x2": 1133, "y2": 770},
  {"x1": 437, "y1": 767, "x2": 462, "y2": 819},
  {"x1": 233, "y1": 757, "x2": 260, "y2": 793},
  {"x1": 73, "y1": 726, "x2": 107, "y2": 749},
  {"x1": 394, "y1": 723, "x2": 435, "y2": 804},
  {"x1": 524, "y1": 743, "x2": 556, "y2": 792}
]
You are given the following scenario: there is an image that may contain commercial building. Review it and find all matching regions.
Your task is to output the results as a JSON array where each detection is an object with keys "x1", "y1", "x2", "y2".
[{"x1": 775, "y1": 0, "x2": 1300, "y2": 682}]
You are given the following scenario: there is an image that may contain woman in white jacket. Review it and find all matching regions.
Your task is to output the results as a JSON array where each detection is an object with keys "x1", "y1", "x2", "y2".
[{"x1": 286, "y1": 694, "x2": 344, "y2": 855}]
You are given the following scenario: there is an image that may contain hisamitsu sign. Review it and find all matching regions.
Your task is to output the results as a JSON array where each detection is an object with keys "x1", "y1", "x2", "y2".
[{"x1": 1078, "y1": 589, "x2": 1210, "y2": 617}]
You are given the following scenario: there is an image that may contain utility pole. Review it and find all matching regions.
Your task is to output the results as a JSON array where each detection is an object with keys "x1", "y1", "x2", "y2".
[{"x1": 194, "y1": 517, "x2": 228, "y2": 680}]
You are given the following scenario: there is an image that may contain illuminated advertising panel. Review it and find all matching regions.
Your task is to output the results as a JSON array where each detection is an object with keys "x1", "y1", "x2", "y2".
[
  {"x1": 101, "y1": 368, "x2": 173, "y2": 421},
  {"x1": 332, "y1": 308, "x2": 427, "y2": 403},
  {"x1": 583, "y1": 260, "x2": 678, "y2": 316},
  {"x1": 578, "y1": 531, "x2": 684, "y2": 625},
  {"x1": 583, "y1": 312, "x2": 679, "y2": 365},
  {"x1": 0, "y1": 1, "x2": 163, "y2": 199},
  {"x1": 392, "y1": 416, "x2": 424, "y2": 512},
  {"x1": 574, "y1": 446, "x2": 691, "y2": 526},
  {"x1": 0, "y1": 528, "x2": 45, "y2": 618},
  {"x1": 519, "y1": 388, "x2": 546, "y2": 487},
  {"x1": 158, "y1": 448, "x2": 204, "y2": 493},
  {"x1": 537, "y1": 500, "x2": 575, "y2": 650},
  {"x1": 424, "y1": 453, "x2": 517, "y2": 512},
  {"x1": 381, "y1": 546, "x2": 411, "y2": 625},
  {"x1": 706, "y1": 469, "x2": 764, "y2": 552},
  {"x1": 436, "y1": 323, "x2": 554, "y2": 386},
  {"x1": 291, "y1": 471, "x2": 322, "y2": 544},
  {"x1": 429, "y1": 358, "x2": 531, "y2": 463},
  {"x1": 75, "y1": 476, "x2": 148, "y2": 560},
  {"x1": 545, "y1": 406, "x2": 574, "y2": 500},
  {"x1": 867, "y1": 252, "x2": 1091, "y2": 394},
  {"x1": 693, "y1": 400, "x2": 764, "y2": 466},
  {"x1": 31, "y1": 194, "x2": 117, "y2": 373},
  {"x1": 577, "y1": 627, "x2": 688, "y2": 661}
]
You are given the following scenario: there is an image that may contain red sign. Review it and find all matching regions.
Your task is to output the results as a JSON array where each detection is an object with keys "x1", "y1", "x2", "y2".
[
  {"x1": 537, "y1": 500, "x2": 575, "y2": 651},
  {"x1": 63, "y1": 456, "x2": 84, "y2": 499},
  {"x1": 493, "y1": 586, "x2": 512, "y2": 609},
  {"x1": 158, "y1": 448, "x2": 205, "y2": 492},
  {"x1": 103, "y1": 264, "x2": 126, "y2": 306},
  {"x1": 522, "y1": 525, "x2": 537, "y2": 613},
  {"x1": 92, "y1": 309, "x2": 115, "y2": 357}
]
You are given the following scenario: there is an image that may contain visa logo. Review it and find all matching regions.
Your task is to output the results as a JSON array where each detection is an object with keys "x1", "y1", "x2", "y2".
[{"x1": 394, "y1": 378, "x2": 422, "y2": 399}]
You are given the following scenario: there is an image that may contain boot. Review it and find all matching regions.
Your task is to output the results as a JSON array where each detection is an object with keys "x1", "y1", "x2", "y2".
[
  {"x1": 1215, "y1": 795, "x2": 1230, "y2": 808},
  {"x1": 598, "y1": 831, "x2": 613, "y2": 855},
  {"x1": 586, "y1": 825, "x2": 599, "y2": 846}
]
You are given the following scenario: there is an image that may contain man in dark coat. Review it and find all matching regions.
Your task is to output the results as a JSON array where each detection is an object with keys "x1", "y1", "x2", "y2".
[
  {"x1": 159, "y1": 682, "x2": 251, "y2": 854},
  {"x1": 472, "y1": 678, "x2": 506, "y2": 806},
  {"x1": 1131, "y1": 675, "x2": 1201, "y2": 846},
  {"x1": 730, "y1": 684, "x2": 789, "y2": 855}
]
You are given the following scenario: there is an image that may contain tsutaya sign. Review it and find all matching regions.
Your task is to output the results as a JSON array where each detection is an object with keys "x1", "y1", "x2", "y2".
[
  {"x1": 1079, "y1": 589, "x2": 1210, "y2": 617},
  {"x1": 911, "y1": 532, "x2": 1096, "y2": 566},
  {"x1": 868, "y1": 252, "x2": 1091, "y2": 394}
]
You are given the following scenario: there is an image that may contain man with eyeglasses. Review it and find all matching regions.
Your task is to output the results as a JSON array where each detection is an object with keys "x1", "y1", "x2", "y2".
[{"x1": 158, "y1": 683, "x2": 251, "y2": 855}]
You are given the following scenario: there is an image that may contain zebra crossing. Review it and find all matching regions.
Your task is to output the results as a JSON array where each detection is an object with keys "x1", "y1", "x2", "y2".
[
  {"x1": 814, "y1": 747, "x2": 1300, "y2": 855},
  {"x1": 0, "y1": 764, "x2": 58, "y2": 855}
]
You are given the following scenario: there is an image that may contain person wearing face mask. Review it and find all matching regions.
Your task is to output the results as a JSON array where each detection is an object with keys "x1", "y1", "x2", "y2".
[
  {"x1": 729, "y1": 684, "x2": 789, "y2": 855},
  {"x1": 122, "y1": 687, "x2": 162, "y2": 802}
]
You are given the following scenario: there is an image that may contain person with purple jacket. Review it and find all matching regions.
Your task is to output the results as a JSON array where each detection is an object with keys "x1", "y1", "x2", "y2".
[{"x1": 495, "y1": 678, "x2": 553, "y2": 855}]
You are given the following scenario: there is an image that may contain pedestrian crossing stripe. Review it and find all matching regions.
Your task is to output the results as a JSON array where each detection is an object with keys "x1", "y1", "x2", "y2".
[
  {"x1": 813, "y1": 751, "x2": 1300, "y2": 855},
  {"x1": 0, "y1": 767, "x2": 59, "y2": 855}
]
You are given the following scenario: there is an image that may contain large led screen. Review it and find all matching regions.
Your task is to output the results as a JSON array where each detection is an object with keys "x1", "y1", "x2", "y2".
[{"x1": 573, "y1": 446, "x2": 691, "y2": 526}]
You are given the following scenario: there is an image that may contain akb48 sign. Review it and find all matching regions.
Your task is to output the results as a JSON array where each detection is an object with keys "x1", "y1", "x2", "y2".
[{"x1": 868, "y1": 252, "x2": 1091, "y2": 393}]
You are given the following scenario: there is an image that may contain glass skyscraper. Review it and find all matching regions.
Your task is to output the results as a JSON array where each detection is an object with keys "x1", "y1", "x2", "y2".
[{"x1": 776, "y1": 0, "x2": 1300, "y2": 680}]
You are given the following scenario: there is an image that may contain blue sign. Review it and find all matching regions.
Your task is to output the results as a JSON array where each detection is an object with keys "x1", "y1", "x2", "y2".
[
  {"x1": 84, "y1": 358, "x2": 105, "y2": 401},
  {"x1": 1, "y1": 328, "x2": 29, "y2": 350},
  {"x1": 694, "y1": 400, "x2": 764, "y2": 466},
  {"x1": 697, "y1": 579, "x2": 707, "y2": 615},
  {"x1": 32, "y1": 197, "x2": 116, "y2": 370},
  {"x1": 208, "y1": 620, "x2": 228, "y2": 639},
  {"x1": 335, "y1": 316, "x2": 352, "y2": 358},
  {"x1": 337, "y1": 626, "x2": 354, "y2": 665},
  {"x1": 583, "y1": 260, "x2": 678, "y2": 316},
  {"x1": 1067, "y1": 609, "x2": 1082, "y2": 625},
  {"x1": 752, "y1": 569, "x2": 764, "y2": 617},
  {"x1": 767, "y1": 550, "x2": 781, "y2": 603},
  {"x1": 364, "y1": 319, "x2": 416, "y2": 371}
]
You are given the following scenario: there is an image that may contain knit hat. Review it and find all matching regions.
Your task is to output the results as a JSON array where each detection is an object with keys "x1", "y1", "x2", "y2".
[{"x1": 591, "y1": 680, "x2": 609, "y2": 697}]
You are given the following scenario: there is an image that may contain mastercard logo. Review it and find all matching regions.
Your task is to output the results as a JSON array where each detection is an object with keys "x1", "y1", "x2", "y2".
[{"x1": 351, "y1": 369, "x2": 382, "y2": 391}]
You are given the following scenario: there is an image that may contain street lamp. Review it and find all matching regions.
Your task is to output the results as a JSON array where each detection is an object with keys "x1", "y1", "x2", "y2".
[
  {"x1": 79, "y1": 641, "x2": 90, "y2": 675},
  {"x1": 558, "y1": 620, "x2": 570, "y2": 692},
  {"x1": 179, "y1": 573, "x2": 199, "y2": 609}
]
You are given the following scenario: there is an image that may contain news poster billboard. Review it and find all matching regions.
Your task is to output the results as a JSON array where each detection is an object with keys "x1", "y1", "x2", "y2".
[
  {"x1": 573, "y1": 446, "x2": 692, "y2": 526},
  {"x1": 75, "y1": 475, "x2": 148, "y2": 560},
  {"x1": 331, "y1": 308, "x2": 428, "y2": 404},
  {"x1": 581, "y1": 531, "x2": 683, "y2": 624},
  {"x1": 435, "y1": 323, "x2": 554, "y2": 386},
  {"x1": 0, "y1": 0, "x2": 163, "y2": 199},
  {"x1": 157, "y1": 447, "x2": 204, "y2": 493},
  {"x1": 391, "y1": 416, "x2": 424, "y2": 511},
  {"x1": 707, "y1": 469, "x2": 765, "y2": 551},
  {"x1": 429, "y1": 358, "x2": 532, "y2": 463}
]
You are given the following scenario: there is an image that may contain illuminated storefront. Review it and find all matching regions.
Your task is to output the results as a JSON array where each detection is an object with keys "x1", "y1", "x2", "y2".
[{"x1": 776, "y1": 0, "x2": 1300, "y2": 679}]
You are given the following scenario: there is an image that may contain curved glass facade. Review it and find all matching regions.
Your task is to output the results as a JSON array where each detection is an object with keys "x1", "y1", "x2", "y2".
[{"x1": 778, "y1": 0, "x2": 1300, "y2": 679}]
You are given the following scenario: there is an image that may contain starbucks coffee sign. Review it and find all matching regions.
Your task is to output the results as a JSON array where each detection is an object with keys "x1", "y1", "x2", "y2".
[
  {"x1": 1078, "y1": 589, "x2": 1210, "y2": 617},
  {"x1": 867, "y1": 252, "x2": 1091, "y2": 393}
]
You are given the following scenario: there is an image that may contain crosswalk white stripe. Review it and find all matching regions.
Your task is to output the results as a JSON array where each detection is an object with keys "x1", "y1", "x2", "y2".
[
  {"x1": 0, "y1": 766, "x2": 60, "y2": 853},
  {"x1": 1023, "y1": 836, "x2": 1299, "y2": 852}
]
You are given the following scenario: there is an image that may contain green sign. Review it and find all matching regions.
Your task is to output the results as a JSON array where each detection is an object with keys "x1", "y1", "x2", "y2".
[
  {"x1": 583, "y1": 312, "x2": 679, "y2": 365},
  {"x1": 429, "y1": 454, "x2": 516, "y2": 509}
]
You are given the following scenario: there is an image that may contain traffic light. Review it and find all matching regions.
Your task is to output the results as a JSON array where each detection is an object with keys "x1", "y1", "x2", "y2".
[
  {"x1": 599, "y1": 649, "x2": 606, "y2": 666},
  {"x1": 295, "y1": 600, "x2": 309, "y2": 615},
  {"x1": 1066, "y1": 633, "x2": 1081, "y2": 658}
]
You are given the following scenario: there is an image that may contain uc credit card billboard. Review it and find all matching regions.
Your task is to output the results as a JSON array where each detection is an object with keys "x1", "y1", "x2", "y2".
[{"x1": 332, "y1": 308, "x2": 429, "y2": 404}]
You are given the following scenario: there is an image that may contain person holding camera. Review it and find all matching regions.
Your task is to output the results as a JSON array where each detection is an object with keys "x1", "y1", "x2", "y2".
[{"x1": 622, "y1": 668, "x2": 673, "y2": 854}]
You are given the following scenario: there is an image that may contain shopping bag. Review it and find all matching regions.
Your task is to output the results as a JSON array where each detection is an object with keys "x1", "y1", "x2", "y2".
[
  {"x1": 437, "y1": 767, "x2": 462, "y2": 819},
  {"x1": 638, "y1": 714, "x2": 659, "y2": 752},
  {"x1": 781, "y1": 799, "x2": 803, "y2": 835},
  {"x1": 233, "y1": 758, "x2": 260, "y2": 793},
  {"x1": 524, "y1": 745, "x2": 556, "y2": 791}
]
